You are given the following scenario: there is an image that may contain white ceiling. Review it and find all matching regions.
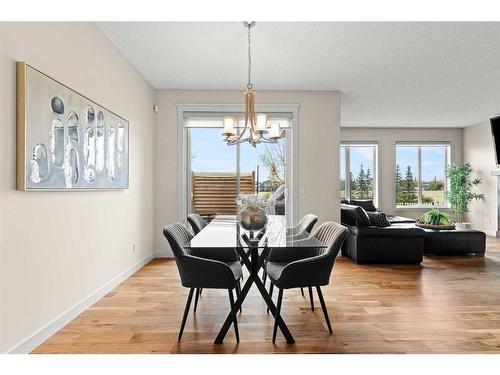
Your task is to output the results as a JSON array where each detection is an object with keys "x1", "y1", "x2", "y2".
[{"x1": 97, "y1": 22, "x2": 500, "y2": 127}]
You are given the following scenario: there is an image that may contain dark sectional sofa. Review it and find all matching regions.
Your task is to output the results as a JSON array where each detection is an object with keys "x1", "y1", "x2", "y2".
[{"x1": 340, "y1": 200, "x2": 486, "y2": 264}]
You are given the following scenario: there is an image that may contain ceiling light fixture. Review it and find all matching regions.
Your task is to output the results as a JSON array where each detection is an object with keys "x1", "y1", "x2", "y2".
[{"x1": 222, "y1": 22, "x2": 283, "y2": 147}]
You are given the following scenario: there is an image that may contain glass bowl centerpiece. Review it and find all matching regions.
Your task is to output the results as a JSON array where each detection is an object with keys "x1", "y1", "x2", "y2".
[{"x1": 237, "y1": 193, "x2": 268, "y2": 233}]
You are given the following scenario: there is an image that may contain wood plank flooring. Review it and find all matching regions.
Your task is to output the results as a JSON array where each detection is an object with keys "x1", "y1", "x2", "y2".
[{"x1": 33, "y1": 237, "x2": 500, "y2": 354}]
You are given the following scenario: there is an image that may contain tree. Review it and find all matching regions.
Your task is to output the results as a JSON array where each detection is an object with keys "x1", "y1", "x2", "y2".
[
  {"x1": 350, "y1": 171, "x2": 357, "y2": 194},
  {"x1": 365, "y1": 168, "x2": 372, "y2": 198},
  {"x1": 404, "y1": 165, "x2": 416, "y2": 193},
  {"x1": 396, "y1": 165, "x2": 417, "y2": 205},
  {"x1": 259, "y1": 142, "x2": 285, "y2": 191},
  {"x1": 395, "y1": 164, "x2": 402, "y2": 193},
  {"x1": 356, "y1": 163, "x2": 367, "y2": 198},
  {"x1": 428, "y1": 176, "x2": 444, "y2": 191}
]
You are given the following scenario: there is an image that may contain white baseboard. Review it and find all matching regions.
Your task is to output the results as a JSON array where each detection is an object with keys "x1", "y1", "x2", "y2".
[
  {"x1": 154, "y1": 250, "x2": 173, "y2": 258},
  {"x1": 6, "y1": 252, "x2": 154, "y2": 354}
]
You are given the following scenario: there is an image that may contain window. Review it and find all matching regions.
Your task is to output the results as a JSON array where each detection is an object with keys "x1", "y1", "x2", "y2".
[
  {"x1": 340, "y1": 143, "x2": 378, "y2": 205},
  {"x1": 395, "y1": 143, "x2": 451, "y2": 208}
]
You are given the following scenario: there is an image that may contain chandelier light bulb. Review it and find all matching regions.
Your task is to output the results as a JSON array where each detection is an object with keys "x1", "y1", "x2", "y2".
[
  {"x1": 223, "y1": 117, "x2": 235, "y2": 136},
  {"x1": 256, "y1": 114, "x2": 267, "y2": 131},
  {"x1": 270, "y1": 122, "x2": 281, "y2": 138}
]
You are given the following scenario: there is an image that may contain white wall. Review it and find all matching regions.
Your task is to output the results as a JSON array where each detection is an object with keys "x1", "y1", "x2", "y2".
[
  {"x1": 340, "y1": 127, "x2": 463, "y2": 219},
  {"x1": 0, "y1": 22, "x2": 155, "y2": 352},
  {"x1": 463, "y1": 122, "x2": 497, "y2": 236},
  {"x1": 154, "y1": 90, "x2": 341, "y2": 256}
]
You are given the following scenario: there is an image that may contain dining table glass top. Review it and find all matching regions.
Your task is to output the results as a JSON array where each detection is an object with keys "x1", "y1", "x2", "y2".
[{"x1": 185, "y1": 214, "x2": 327, "y2": 249}]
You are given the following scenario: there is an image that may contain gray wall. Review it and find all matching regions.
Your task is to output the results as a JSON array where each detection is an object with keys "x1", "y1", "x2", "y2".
[{"x1": 0, "y1": 22, "x2": 155, "y2": 352}]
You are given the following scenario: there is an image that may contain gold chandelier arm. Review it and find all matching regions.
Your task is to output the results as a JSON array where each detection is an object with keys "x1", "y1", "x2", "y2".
[
  {"x1": 238, "y1": 90, "x2": 250, "y2": 140},
  {"x1": 250, "y1": 90, "x2": 257, "y2": 134}
]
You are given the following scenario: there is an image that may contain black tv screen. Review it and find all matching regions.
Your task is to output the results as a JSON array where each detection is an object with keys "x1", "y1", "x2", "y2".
[{"x1": 491, "y1": 115, "x2": 500, "y2": 166}]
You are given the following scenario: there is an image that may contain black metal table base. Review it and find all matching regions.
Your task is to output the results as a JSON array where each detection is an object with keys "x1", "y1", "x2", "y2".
[{"x1": 214, "y1": 245, "x2": 295, "y2": 344}]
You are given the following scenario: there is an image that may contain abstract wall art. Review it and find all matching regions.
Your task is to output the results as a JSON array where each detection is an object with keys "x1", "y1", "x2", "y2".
[{"x1": 16, "y1": 62, "x2": 129, "y2": 190}]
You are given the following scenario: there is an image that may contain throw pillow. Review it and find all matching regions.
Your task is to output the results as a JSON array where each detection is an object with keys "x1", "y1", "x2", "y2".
[
  {"x1": 350, "y1": 199, "x2": 377, "y2": 212},
  {"x1": 341, "y1": 204, "x2": 372, "y2": 226},
  {"x1": 367, "y1": 212, "x2": 392, "y2": 227}
]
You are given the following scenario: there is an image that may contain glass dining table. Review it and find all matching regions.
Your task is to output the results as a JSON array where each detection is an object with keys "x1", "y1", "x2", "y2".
[{"x1": 185, "y1": 214, "x2": 327, "y2": 344}]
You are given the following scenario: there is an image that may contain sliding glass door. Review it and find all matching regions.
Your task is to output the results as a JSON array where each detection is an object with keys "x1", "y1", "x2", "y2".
[{"x1": 185, "y1": 114, "x2": 293, "y2": 223}]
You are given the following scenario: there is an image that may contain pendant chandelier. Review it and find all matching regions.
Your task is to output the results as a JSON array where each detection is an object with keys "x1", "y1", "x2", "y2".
[{"x1": 222, "y1": 22, "x2": 283, "y2": 147}]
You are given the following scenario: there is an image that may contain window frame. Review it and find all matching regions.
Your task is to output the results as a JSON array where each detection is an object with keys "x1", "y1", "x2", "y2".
[
  {"x1": 340, "y1": 141, "x2": 380, "y2": 208},
  {"x1": 394, "y1": 141, "x2": 451, "y2": 210}
]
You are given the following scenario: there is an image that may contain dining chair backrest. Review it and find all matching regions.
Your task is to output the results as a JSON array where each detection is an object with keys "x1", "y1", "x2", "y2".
[
  {"x1": 311, "y1": 221, "x2": 349, "y2": 259},
  {"x1": 297, "y1": 214, "x2": 319, "y2": 234},
  {"x1": 163, "y1": 223, "x2": 193, "y2": 260},
  {"x1": 187, "y1": 213, "x2": 207, "y2": 235}
]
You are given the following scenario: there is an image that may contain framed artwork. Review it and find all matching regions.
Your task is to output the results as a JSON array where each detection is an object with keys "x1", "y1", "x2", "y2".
[{"x1": 16, "y1": 62, "x2": 129, "y2": 190}]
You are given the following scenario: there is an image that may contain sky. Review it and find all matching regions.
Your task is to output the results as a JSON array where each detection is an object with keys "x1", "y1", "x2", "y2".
[
  {"x1": 190, "y1": 128, "x2": 285, "y2": 182},
  {"x1": 396, "y1": 145, "x2": 446, "y2": 181}
]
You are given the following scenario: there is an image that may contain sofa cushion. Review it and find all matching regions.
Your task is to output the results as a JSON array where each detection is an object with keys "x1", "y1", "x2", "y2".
[
  {"x1": 340, "y1": 204, "x2": 372, "y2": 226},
  {"x1": 350, "y1": 224, "x2": 425, "y2": 238},
  {"x1": 367, "y1": 212, "x2": 391, "y2": 227},
  {"x1": 350, "y1": 199, "x2": 377, "y2": 212}
]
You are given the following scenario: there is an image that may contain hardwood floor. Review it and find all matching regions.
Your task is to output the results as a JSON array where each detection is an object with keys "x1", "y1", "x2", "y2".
[{"x1": 33, "y1": 237, "x2": 500, "y2": 354}]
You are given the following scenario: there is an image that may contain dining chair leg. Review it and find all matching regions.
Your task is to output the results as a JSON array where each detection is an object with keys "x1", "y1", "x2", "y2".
[
  {"x1": 199, "y1": 288, "x2": 203, "y2": 296},
  {"x1": 272, "y1": 289, "x2": 284, "y2": 344},
  {"x1": 236, "y1": 282, "x2": 242, "y2": 313},
  {"x1": 228, "y1": 289, "x2": 240, "y2": 343},
  {"x1": 300, "y1": 287, "x2": 304, "y2": 297},
  {"x1": 194, "y1": 288, "x2": 200, "y2": 313},
  {"x1": 308, "y1": 286, "x2": 315, "y2": 311},
  {"x1": 267, "y1": 283, "x2": 274, "y2": 314},
  {"x1": 316, "y1": 286, "x2": 333, "y2": 334},
  {"x1": 262, "y1": 270, "x2": 267, "y2": 286},
  {"x1": 178, "y1": 288, "x2": 195, "y2": 341}
]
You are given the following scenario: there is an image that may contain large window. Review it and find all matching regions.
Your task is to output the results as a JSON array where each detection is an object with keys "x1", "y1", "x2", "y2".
[
  {"x1": 340, "y1": 143, "x2": 378, "y2": 205},
  {"x1": 395, "y1": 143, "x2": 451, "y2": 208}
]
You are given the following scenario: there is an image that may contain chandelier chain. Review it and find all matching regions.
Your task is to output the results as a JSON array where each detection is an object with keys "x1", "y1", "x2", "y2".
[{"x1": 247, "y1": 24, "x2": 253, "y2": 89}]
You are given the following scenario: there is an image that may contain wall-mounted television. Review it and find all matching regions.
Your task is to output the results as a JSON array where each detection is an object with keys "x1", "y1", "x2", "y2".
[{"x1": 491, "y1": 115, "x2": 500, "y2": 167}]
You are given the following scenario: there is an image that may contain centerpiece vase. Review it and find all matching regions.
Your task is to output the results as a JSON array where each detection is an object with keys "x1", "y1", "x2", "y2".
[{"x1": 237, "y1": 194, "x2": 268, "y2": 236}]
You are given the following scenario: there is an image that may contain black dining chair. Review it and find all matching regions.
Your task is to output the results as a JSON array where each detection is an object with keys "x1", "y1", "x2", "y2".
[
  {"x1": 186, "y1": 213, "x2": 208, "y2": 302},
  {"x1": 286, "y1": 214, "x2": 319, "y2": 237},
  {"x1": 262, "y1": 214, "x2": 319, "y2": 307},
  {"x1": 163, "y1": 223, "x2": 242, "y2": 342},
  {"x1": 265, "y1": 221, "x2": 348, "y2": 343},
  {"x1": 187, "y1": 213, "x2": 207, "y2": 235},
  {"x1": 285, "y1": 214, "x2": 319, "y2": 305}
]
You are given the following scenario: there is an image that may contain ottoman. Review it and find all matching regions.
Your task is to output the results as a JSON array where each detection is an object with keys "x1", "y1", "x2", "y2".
[{"x1": 422, "y1": 228, "x2": 486, "y2": 256}]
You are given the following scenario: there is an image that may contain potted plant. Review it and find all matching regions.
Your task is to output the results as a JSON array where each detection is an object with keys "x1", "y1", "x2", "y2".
[
  {"x1": 416, "y1": 208, "x2": 455, "y2": 230},
  {"x1": 445, "y1": 163, "x2": 485, "y2": 230}
]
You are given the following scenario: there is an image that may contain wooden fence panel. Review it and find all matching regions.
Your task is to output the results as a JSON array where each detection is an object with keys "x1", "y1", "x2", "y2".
[{"x1": 192, "y1": 172, "x2": 255, "y2": 219}]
